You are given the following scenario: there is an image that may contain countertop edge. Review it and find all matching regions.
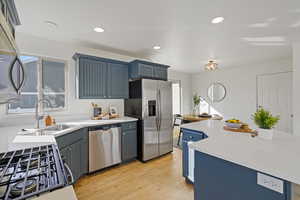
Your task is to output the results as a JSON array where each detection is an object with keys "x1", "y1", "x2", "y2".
[{"x1": 183, "y1": 120, "x2": 300, "y2": 185}]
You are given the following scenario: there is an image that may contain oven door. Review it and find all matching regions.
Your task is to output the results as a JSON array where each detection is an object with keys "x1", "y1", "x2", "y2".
[{"x1": 0, "y1": 12, "x2": 24, "y2": 104}]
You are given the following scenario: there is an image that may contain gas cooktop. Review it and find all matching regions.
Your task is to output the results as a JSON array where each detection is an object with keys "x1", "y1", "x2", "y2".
[{"x1": 0, "y1": 145, "x2": 68, "y2": 200}]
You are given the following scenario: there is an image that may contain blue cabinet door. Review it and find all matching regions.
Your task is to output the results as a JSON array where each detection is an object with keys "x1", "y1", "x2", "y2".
[
  {"x1": 121, "y1": 122, "x2": 137, "y2": 162},
  {"x1": 121, "y1": 129, "x2": 137, "y2": 162},
  {"x1": 56, "y1": 128, "x2": 88, "y2": 182},
  {"x1": 181, "y1": 128, "x2": 206, "y2": 182},
  {"x1": 138, "y1": 63, "x2": 154, "y2": 78},
  {"x1": 153, "y1": 67, "x2": 167, "y2": 81},
  {"x1": 79, "y1": 58, "x2": 107, "y2": 99},
  {"x1": 194, "y1": 151, "x2": 291, "y2": 200},
  {"x1": 182, "y1": 140, "x2": 189, "y2": 178},
  {"x1": 69, "y1": 140, "x2": 82, "y2": 181},
  {"x1": 129, "y1": 60, "x2": 169, "y2": 80},
  {"x1": 107, "y1": 63, "x2": 129, "y2": 99},
  {"x1": 75, "y1": 54, "x2": 129, "y2": 99},
  {"x1": 59, "y1": 146, "x2": 71, "y2": 172},
  {"x1": 59, "y1": 141, "x2": 82, "y2": 181}
]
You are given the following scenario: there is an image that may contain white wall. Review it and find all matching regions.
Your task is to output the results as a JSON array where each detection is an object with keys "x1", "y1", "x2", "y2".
[
  {"x1": 168, "y1": 70, "x2": 192, "y2": 114},
  {"x1": 0, "y1": 33, "x2": 192, "y2": 151},
  {"x1": 0, "y1": 33, "x2": 136, "y2": 125},
  {"x1": 293, "y1": 42, "x2": 300, "y2": 135},
  {"x1": 192, "y1": 59, "x2": 293, "y2": 127}
]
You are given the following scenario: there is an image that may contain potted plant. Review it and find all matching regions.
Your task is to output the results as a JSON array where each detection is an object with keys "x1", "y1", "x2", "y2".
[
  {"x1": 192, "y1": 94, "x2": 201, "y2": 116},
  {"x1": 252, "y1": 107, "x2": 280, "y2": 140}
]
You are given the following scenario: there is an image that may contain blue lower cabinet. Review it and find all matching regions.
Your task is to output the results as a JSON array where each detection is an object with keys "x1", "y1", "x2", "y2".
[
  {"x1": 182, "y1": 140, "x2": 189, "y2": 178},
  {"x1": 194, "y1": 151, "x2": 291, "y2": 200},
  {"x1": 121, "y1": 122, "x2": 137, "y2": 162},
  {"x1": 56, "y1": 128, "x2": 88, "y2": 182},
  {"x1": 181, "y1": 128, "x2": 207, "y2": 182}
]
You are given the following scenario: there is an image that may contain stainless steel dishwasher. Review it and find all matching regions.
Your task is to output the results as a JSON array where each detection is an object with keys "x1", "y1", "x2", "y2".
[{"x1": 89, "y1": 125, "x2": 121, "y2": 172}]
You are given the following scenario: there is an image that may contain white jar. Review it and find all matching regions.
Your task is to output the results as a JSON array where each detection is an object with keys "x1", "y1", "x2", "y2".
[{"x1": 258, "y1": 128, "x2": 274, "y2": 140}]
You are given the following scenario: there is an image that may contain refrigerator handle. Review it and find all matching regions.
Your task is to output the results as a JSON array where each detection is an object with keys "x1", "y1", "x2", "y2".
[
  {"x1": 155, "y1": 90, "x2": 159, "y2": 131},
  {"x1": 158, "y1": 89, "x2": 162, "y2": 131}
]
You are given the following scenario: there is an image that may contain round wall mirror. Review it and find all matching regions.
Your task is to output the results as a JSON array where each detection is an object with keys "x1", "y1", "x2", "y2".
[{"x1": 207, "y1": 83, "x2": 226, "y2": 103}]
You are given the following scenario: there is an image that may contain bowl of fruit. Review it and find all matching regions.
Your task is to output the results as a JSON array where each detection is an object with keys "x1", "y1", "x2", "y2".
[{"x1": 225, "y1": 119, "x2": 242, "y2": 129}]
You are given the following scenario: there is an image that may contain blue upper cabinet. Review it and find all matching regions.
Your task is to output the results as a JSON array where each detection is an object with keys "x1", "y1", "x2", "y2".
[
  {"x1": 129, "y1": 60, "x2": 169, "y2": 81},
  {"x1": 107, "y1": 63, "x2": 129, "y2": 99},
  {"x1": 78, "y1": 58, "x2": 108, "y2": 99},
  {"x1": 73, "y1": 53, "x2": 129, "y2": 99}
]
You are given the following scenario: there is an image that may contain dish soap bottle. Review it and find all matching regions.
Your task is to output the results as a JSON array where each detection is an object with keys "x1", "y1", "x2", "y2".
[{"x1": 45, "y1": 115, "x2": 53, "y2": 127}]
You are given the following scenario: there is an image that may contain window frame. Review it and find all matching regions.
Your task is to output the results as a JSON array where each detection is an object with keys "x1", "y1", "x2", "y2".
[{"x1": 6, "y1": 54, "x2": 68, "y2": 115}]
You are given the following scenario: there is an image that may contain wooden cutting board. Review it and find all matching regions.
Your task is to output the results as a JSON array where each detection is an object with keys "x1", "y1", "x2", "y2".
[
  {"x1": 223, "y1": 126, "x2": 258, "y2": 137},
  {"x1": 182, "y1": 115, "x2": 211, "y2": 122}
]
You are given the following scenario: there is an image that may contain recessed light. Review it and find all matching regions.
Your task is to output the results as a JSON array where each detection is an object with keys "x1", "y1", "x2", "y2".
[
  {"x1": 94, "y1": 27, "x2": 105, "y2": 33},
  {"x1": 153, "y1": 46, "x2": 161, "y2": 50},
  {"x1": 211, "y1": 17, "x2": 224, "y2": 24},
  {"x1": 44, "y1": 20, "x2": 58, "y2": 28}
]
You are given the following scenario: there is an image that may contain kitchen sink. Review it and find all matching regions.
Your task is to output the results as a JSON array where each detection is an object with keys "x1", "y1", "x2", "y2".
[
  {"x1": 20, "y1": 124, "x2": 76, "y2": 136},
  {"x1": 44, "y1": 124, "x2": 73, "y2": 131}
]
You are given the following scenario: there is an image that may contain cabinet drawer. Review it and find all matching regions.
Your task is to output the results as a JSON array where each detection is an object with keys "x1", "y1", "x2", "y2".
[
  {"x1": 182, "y1": 129, "x2": 204, "y2": 142},
  {"x1": 121, "y1": 122, "x2": 137, "y2": 130},
  {"x1": 56, "y1": 128, "x2": 87, "y2": 149}
]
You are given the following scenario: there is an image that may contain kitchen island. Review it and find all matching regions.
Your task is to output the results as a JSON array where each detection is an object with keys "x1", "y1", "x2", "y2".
[{"x1": 181, "y1": 120, "x2": 300, "y2": 200}]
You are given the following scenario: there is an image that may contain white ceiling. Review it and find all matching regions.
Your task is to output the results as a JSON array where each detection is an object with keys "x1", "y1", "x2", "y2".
[{"x1": 15, "y1": 0, "x2": 300, "y2": 72}]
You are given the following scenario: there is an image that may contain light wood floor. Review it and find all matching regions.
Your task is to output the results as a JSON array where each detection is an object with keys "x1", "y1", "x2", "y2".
[{"x1": 74, "y1": 148, "x2": 193, "y2": 200}]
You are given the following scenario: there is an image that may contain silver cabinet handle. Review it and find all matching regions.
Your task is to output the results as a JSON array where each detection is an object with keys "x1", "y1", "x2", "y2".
[
  {"x1": 64, "y1": 163, "x2": 74, "y2": 185},
  {"x1": 156, "y1": 90, "x2": 159, "y2": 131},
  {"x1": 158, "y1": 89, "x2": 162, "y2": 131}
]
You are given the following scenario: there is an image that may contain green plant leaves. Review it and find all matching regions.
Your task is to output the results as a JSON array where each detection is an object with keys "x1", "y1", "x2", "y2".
[
  {"x1": 193, "y1": 94, "x2": 201, "y2": 106},
  {"x1": 253, "y1": 107, "x2": 280, "y2": 129}
]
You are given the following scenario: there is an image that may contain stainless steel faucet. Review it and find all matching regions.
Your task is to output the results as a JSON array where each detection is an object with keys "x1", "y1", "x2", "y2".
[{"x1": 35, "y1": 99, "x2": 52, "y2": 129}]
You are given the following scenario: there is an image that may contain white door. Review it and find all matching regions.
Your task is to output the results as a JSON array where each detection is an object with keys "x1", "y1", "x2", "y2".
[
  {"x1": 172, "y1": 81, "x2": 181, "y2": 115},
  {"x1": 257, "y1": 72, "x2": 293, "y2": 133}
]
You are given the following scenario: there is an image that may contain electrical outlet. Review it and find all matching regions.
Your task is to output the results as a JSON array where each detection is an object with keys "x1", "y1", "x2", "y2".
[{"x1": 257, "y1": 173, "x2": 284, "y2": 194}]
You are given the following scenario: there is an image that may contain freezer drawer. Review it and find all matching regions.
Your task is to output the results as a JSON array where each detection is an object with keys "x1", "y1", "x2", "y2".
[{"x1": 89, "y1": 127, "x2": 121, "y2": 172}]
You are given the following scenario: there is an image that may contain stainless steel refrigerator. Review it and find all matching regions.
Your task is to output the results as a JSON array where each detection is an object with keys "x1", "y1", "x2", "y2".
[{"x1": 125, "y1": 79, "x2": 173, "y2": 162}]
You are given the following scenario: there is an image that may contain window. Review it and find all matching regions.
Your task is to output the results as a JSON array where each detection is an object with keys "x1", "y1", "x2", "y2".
[
  {"x1": 8, "y1": 55, "x2": 67, "y2": 114},
  {"x1": 199, "y1": 98, "x2": 222, "y2": 116}
]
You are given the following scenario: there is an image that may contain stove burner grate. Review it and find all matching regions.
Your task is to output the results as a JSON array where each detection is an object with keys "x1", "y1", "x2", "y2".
[
  {"x1": 10, "y1": 178, "x2": 37, "y2": 197},
  {"x1": 0, "y1": 145, "x2": 68, "y2": 200}
]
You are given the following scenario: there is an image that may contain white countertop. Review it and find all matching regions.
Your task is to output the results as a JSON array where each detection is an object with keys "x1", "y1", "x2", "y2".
[
  {"x1": 33, "y1": 186, "x2": 77, "y2": 200},
  {"x1": 182, "y1": 120, "x2": 300, "y2": 185},
  {"x1": 49, "y1": 116, "x2": 138, "y2": 137},
  {"x1": 9, "y1": 117, "x2": 138, "y2": 151}
]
